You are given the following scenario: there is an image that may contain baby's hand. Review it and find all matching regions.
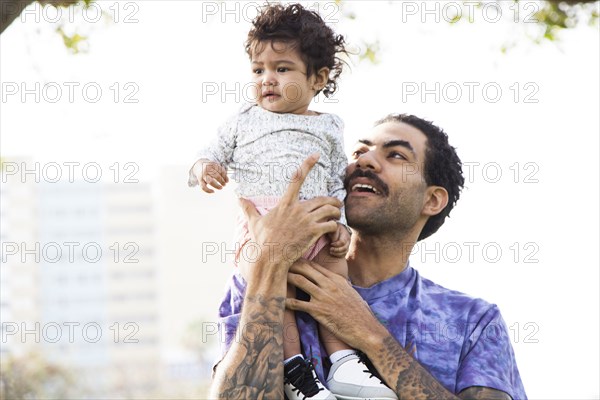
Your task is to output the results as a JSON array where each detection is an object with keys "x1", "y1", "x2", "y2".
[
  {"x1": 328, "y1": 223, "x2": 351, "y2": 258},
  {"x1": 191, "y1": 158, "x2": 229, "y2": 193}
]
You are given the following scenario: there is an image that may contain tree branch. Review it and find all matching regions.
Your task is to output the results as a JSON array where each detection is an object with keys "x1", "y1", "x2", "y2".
[
  {"x1": 1, "y1": 0, "x2": 35, "y2": 34},
  {"x1": 1, "y1": 0, "x2": 80, "y2": 35}
]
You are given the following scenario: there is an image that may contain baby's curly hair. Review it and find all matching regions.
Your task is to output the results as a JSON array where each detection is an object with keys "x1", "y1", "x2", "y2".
[{"x1": 245, "y1": 3, "x2": 348, "y2": 98}]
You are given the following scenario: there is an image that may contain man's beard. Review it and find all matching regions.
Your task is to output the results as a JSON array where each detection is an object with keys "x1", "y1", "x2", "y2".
[{"x1": 346, "y1": 190, "x2": 422, "y2": 237}]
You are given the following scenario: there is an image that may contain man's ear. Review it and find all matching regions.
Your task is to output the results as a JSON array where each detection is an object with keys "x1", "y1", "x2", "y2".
[
  {"x1": 313, "y1": 67, "x2": 330, "y2": 91},
  {"x1": 422, "y1": 186, "x2": 448, "y2": 217}
]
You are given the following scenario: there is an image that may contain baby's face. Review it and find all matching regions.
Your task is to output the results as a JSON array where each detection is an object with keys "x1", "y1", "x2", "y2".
[{"x1": 250, "y1": 41, "x2": 319, "y2": 115}]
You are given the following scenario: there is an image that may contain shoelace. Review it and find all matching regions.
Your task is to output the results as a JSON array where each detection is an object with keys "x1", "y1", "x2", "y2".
[
  {"x1": 285, "y1": 359, "x2": 323, "y2": 399},
  {"x1": 357, "y1": 351, "x2": 386, "y2": 384}
]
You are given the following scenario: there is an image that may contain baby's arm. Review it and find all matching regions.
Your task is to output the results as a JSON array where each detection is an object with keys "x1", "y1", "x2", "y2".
[{"x1": 188, "y1": 111, "x2": 239, "y2": 191}]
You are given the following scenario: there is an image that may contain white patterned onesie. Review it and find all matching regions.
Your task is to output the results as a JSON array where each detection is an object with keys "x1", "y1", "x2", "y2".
[{"x1": 188, "y1": 103, "x2": 348, "y2": 261}]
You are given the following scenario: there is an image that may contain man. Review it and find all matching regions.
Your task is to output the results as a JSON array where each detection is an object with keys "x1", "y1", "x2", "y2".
[{"x1": 210, "y1": 114, "x2": 527, "y2": 399}]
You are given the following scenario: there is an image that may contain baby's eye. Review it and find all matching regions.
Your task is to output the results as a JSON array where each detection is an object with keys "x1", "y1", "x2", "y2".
[
  {"x1": 277, "y1": 67, "x2": 289, "y2": 73},
  {"x1": 253, "y1": 68, "x2": 263, "y2": 74}
]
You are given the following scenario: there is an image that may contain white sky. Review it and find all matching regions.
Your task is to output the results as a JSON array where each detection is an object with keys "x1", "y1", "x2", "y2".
[{"x1": 1, "y1": 1, "x2": 599, "y2": 398}]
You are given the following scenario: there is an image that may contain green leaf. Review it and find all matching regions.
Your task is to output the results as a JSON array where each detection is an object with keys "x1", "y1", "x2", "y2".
[{"x1": 56, "y1": 26, "x2": 87, "y2": 54}]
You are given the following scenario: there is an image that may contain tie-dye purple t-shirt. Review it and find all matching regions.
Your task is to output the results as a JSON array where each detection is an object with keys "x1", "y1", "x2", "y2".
[{"x1": 216, "y1": 265, "x2": 527, "y2": 399}]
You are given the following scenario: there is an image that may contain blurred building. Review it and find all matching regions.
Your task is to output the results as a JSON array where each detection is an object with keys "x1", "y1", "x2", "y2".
[
  {"x1": 153, "y1": 164, "x2": 236, "y2": 397},
  {"x1": 1, "y1": 160, "x2": 161, "y2": 397},
  {"x1": 0, "y1": 157, "x2": 39, "y2": 359}
]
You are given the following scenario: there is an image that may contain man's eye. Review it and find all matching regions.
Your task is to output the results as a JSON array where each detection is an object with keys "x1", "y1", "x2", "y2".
[
  {"x1": 352, "y1": 149, "x2": 364, "y2": 159},
  {"x1": 390, "y1": 152, "x2": 407, "y2": 160}
]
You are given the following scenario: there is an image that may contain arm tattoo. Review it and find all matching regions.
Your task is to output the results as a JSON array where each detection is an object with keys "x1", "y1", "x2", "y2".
[
  {"x1": 375, "y1": 336, "x2": 511, "y2": 400},
  {"x1": 458, "y1": 386, "x2": 512, "y2": 400},
  {"x1": 217, "y1": 294, "x2": 286, "y2": 399},
  {"x1": 377, "y1": 336, "x2": 456, "y2": 399}
]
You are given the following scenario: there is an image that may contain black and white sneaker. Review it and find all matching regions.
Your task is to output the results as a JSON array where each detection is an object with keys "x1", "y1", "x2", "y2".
[
  {"x1": 284, "y1": 357, "x2": 336, "y2": 400},
  {"x1": 327, "y1": 352, "x2": 398, "y2": 400}
]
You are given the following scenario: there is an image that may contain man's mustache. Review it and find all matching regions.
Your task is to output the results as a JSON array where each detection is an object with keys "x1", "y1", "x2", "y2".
[{"x1": 344, "y1": 169, "x2": 390, "y2": 196}]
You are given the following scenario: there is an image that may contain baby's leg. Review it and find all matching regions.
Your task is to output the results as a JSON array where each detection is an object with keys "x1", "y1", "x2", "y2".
[
  {"x1": 283, "y1": 284, "x2": 302, "y2": 359},
  {"x1": 313, "y1": 246, "x2": 398, "y2": 399},
  {"x1": 313, "y1": 244, "x2": 353, "y2": 355}
]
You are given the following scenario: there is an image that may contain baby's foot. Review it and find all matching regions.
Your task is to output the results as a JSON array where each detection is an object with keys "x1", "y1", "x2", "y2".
[
  {"x1": 327, "y1": 352, "x2": 398, "y2": 400},
  {"x1": 284, "y1": 356, "x2": 336, "y2": 400}
]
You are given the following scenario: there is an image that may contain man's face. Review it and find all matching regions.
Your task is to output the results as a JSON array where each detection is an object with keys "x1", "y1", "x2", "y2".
[{"x1": 344, "y1": 121, "x2": 430, "y2": 235}]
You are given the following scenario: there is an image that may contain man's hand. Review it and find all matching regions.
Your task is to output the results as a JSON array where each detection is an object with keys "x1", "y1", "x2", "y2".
[
  {"x1": 328, "y1": 223, "x2": 351, "y2": 258},
  {"x1": 190, "y1": 158, "x2": 229, "y2": 193},
  {"x1": 286, "y1": 260, "x2": 512, "y2": 400},
  {"x1": 239, "y1": 154, "x2": 343, "y2": 277},
  {"x1": 285, "y1": 259, "x2": 384, "y2": 351}
]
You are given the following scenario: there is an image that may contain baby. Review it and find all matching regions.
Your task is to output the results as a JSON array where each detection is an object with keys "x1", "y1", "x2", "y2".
[{"x1": 189, "y1": 4, "x2": 396, "y2": 400}]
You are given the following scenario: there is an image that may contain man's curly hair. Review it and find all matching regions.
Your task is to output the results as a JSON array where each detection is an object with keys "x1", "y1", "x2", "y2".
[
  {"x1": 375, "y1": 114, "x2": 465, "y2": 241},
  {"x1": 245, "y1": 3, "x2": 348, "y2": 97}
]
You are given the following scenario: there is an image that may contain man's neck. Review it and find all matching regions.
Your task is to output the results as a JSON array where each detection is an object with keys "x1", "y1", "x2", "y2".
[{"x1": 346, "y1": 230, "x2": 417, "y2": 288}]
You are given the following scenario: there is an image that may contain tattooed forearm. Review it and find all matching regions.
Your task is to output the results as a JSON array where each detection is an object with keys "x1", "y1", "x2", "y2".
[
  {"x1": 375, "y1": 336, "x2": 455, "y2": 399},
  {"x1": 372, "y1": 336, "x2": 511, "y2": 400},
  {"x1": 212, "y1": 295, "x2": 286, "y2": 399},
  {"x1": 458, "y1": 386, "x2": 512, "y2": 400}
]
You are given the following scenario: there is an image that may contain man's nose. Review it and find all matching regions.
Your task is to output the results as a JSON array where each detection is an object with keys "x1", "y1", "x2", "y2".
[{"x1": 354, "y1": 151, "x2": 381, "y2": 171}]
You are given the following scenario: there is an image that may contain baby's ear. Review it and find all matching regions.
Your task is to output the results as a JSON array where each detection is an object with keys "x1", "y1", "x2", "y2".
[{"x1": 314, "y1": 67, "x2": 330, "y2": 90}]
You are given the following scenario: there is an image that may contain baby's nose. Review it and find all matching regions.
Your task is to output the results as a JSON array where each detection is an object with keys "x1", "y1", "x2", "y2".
[{"x1": 262, "y1": 71, "x2": 277, "y2": 86}]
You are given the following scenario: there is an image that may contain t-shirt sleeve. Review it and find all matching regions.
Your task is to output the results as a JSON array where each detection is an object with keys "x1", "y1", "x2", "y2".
[
  {"x1": 212, "y1": 272, "x2": 246, "y2": 370},
  {"x1": 327, "y1": 115, "x2": 348, "y2": 226},
  {"x1": 188, "y1": 110, "x2": 240, "y2": 187},
  {"x1": 456, "y1": 305, "x2": 528, "y2": 399}
]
